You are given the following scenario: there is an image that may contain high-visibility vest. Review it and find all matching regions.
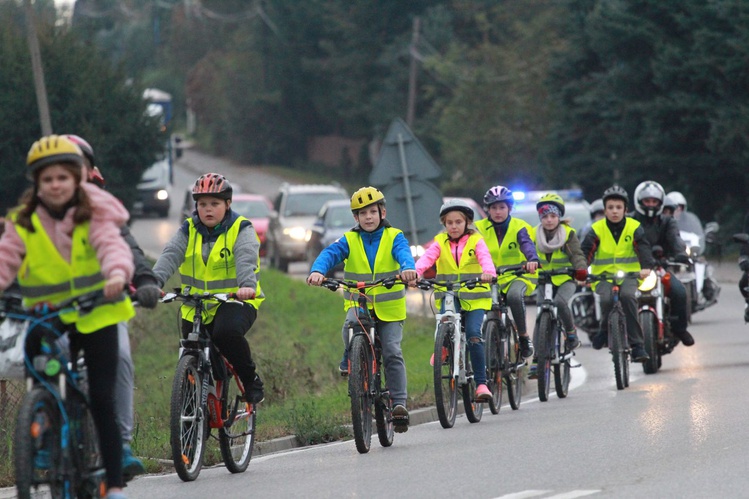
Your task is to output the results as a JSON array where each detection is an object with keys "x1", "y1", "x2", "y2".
[
  {"x1": 13, "y1": 213, "x2": 134, "y2": 333},
  {"x1": 343, "y1": 228, "x2": 407, "y2": 321},
  {"x1": 476, "y1": 217, "x2": 537, "y2": 295},
  {"x1": 590, "y1": 217, "x2": 641, "y2": 289},
  {"x1": 536, "y1": 225, "x2": 574, "y2": 287},
  {"x1": 179, "y1": 216, "x2": 264, "y2": 323},
  {"x1": 433, "y1": 232, "x2": 491, "y2": 311}
]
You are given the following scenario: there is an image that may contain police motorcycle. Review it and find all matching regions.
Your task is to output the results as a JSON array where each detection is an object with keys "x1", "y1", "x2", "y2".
[
  {"x1": 636, "y1": 246, "x2": 689, "y2": 374},
  {"x1": 675, "y1": 221, "x2": 721, "y2": 320}
]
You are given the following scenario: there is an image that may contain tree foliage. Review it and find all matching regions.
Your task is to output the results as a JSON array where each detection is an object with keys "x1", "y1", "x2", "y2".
[{"x1": 0, "y1": 1, "x2": 163, "y2": 215}]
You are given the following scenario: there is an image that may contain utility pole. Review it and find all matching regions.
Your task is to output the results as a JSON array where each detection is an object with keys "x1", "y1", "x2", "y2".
[
  {"x1": 406, "y1": 16, "x2": 420, "y2": 128},
  {"x1": 24, "y1": 0, "x2": 52, "y2": 135}
]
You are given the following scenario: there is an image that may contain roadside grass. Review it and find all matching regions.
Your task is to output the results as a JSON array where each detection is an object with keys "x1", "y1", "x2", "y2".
[{"x1": 128, "y1": 268, "x2": 436, "y2": 472}]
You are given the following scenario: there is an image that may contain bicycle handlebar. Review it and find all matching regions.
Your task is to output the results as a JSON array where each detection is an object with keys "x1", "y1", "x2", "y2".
[
  {"x1": 415, "y1": 277, "x2": 484, "y2": 291},
  {"x1": 496, "y1": 264, "x2": 527, "y2": 276},
  {"x1": 585, "y1": 271, "x2": 642, "y2": 284},
  {"x1": 320, "y1": 276, "x2": 400, "y2": 292},
  {"x1": 160, "y1": 287, "x2": 239, "y2": 305},
  {"x1": 0, "y1": 289, "x2": 121, "y2": 321}
]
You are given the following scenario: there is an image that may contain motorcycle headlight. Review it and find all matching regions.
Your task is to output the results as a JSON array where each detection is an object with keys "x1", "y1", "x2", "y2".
[{"x1": 638, "y1": 270, "x2": 658, "y2": 292}]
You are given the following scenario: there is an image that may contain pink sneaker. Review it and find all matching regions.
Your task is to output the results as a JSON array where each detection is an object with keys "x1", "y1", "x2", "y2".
[
  {"x1": 475, "y1": 383, "x2": 492, "y2": 402},
  {"x1": 429, "y1": 347, "x2": 448, "y2": 366}
]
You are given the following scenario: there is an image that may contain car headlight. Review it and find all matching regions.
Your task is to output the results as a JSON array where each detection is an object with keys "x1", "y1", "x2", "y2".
[
  {"x1": 638, "y1": 270, "x2": 658, "y2": 292},
  {"x1": 156, "y1": 189, "x2": 169, "y2": 201},
  {"x1": 303, "y1": 229, "x2": 312, "y2": 243},
  {"x1": 411, "y1": 244, "x2": 425, "y2": 258},
  {"x1": 283, "y1": 227, "x2": 307, "y2": 241}
]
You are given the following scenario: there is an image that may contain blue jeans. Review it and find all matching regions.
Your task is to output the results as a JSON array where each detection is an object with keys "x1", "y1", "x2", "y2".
[{"x1": 440, "y1": 302, "x2": 487, "y2": 385}]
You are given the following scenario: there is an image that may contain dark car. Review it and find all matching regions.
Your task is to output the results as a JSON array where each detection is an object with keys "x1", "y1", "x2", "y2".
[
  {"x1": 134, "y1": 158, "x2": 171, "y2": 218},
  {"x1": 305, "y1": 199, "x2": 354, "y2": 275}
]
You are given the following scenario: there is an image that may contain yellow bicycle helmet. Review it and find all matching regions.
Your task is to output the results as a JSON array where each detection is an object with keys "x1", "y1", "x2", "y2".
[
  {"x1": 350, "y1": 186, "x2": 385, "y2": 212},
  {"x1": 26, "y1": 135, "x2": 84, "y2": 176},
  {"x1": 536, "y1": 192, "x2": 566, "y2": 216}
]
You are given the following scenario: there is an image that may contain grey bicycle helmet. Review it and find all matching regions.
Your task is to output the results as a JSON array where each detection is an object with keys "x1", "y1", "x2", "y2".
[
  {"x1": 439, "y1": 198, "x2": 475, "y2": 222},
  {"x1": 602, "y1": 185, "x2": 629, "y2": 207},
  {"x1": 589, "y1": 198, "x2": 604, "y2": 219}
]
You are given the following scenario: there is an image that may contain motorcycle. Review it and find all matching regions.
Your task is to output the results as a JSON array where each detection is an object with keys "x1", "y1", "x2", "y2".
[
  {"x1": 732, "y1": 232, "x2": 749, "y2": 322},
  {"x1": 675, "y1": 221, "x2": 721, "y2": 321},
  {"x1": 636, "y1": 247, "x2": 688, "y2": 374},
  {"x1": 569, "y1": 283, "x2": 600, "y2": 344}
]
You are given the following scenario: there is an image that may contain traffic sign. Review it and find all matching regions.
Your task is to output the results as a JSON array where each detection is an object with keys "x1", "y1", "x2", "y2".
[
  {"x1": 370, "y1": 118, "x2": 441, "y2": 185},
  {"x1": 383, "y1": 180, "x2": 443, "y2": 247}
]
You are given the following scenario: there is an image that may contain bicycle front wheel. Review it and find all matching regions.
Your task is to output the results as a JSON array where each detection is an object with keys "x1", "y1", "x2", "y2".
[
  {"x1": 434, "y1": 322, "x2": 458, "y2": 428},
  {"x1": 219, "y1": 371, "x2": 255, "y2": 473},
  {"x1": 69, "y1": 389, "x2": 105, "y2": 498},
  {"x1": 484, "y1": 320, "x2": 503, "y2": 415},
  {"x1": 506, "y1": 320, "x2": 523, "y2": 410},
  {"x1": 15, "y1": 387, "x2": 64, "y2": 499},
  {"x1": 349, "y1": 334, "x2": 374, "y2": 453},
  {"x1": 609, "y1": 307, "x2": 629, "y2": 390},
  {"x1": 170, "y1": 354, "x2": 208, "y2": 481},
  {"x1": 535, "y1": 312, "x2": 553, "y2": 402},
  {"x1": 553, "y1": 321, "x2": 571, "y2": 399}
]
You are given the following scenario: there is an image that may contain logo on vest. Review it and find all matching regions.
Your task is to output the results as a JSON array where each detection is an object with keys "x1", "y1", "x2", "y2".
[
  {"x1": 624, "y1": 235, "x2": 632, "y2": 243},
  {"x1": 468, "y1": 249, "x2": 475, "y2": 258},
  {"x1": 219, "y1": 248, "x2": 232, "y2": 259},
  {"x1": 508, "y1": 242, "x2": 517, "y2": 250}
]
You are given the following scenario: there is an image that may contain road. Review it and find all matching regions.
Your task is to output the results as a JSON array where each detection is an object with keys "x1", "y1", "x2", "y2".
[{"x1": 125, "y1": 150, "x2": 749, "y2": 497}]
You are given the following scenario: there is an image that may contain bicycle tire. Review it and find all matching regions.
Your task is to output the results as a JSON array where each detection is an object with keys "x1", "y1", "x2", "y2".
[
  {"x1": 536, "y1": 312, "x2": 553, "y2": 402},
  {"x1": 69, "y1": 389, "x2": 106, "y2": 498},
  {"x1": 15, "y1": 387, "x2": 64, "y2": 499},
  {"x1": 640, "y1": 310, "x2": 660, "y2": 375},
  {"x1": 462, "y1": 341, "x2": 483, "y2": 423},
  {"x1": 609, "y1": 307, "x2": 628, "y2": 390},
  {"x1": 374, "y1": 345, "x2": 394, "y2": 447},
  {"x1": 170, "y1": 354, "x2": 208, "y2": 481},
  {"x1": 553, "y1": 320, "x2": 571, "y2": 399},
  {"x1": 506, "y1": 320, "x2": 522, "y2": 410},
  {"x1": 219, "y1": 371, "x2": 255, "y2": 473},
  {"x1": 349, "y1": 334, "x2": 373, "y2": 453},
  {"x1": 484, "y1": 319, "x2": 503, "y2": 414},
  {"x1": 434, "y1": 322, "x2": 458, "y2": 428}
]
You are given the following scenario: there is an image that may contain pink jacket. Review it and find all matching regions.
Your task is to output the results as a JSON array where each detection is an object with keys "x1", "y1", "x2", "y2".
[
  {"x1": 415, "y1": 232, "x2": 497, "y2": 276},
  {"x1": 0, "y1": 182, "x2": 134, "y2": 291}
]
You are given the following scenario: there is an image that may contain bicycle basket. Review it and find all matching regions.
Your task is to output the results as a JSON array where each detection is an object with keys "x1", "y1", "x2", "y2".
[{"x1": 0, "y1": 318, "x2": 29, "y2": 379}]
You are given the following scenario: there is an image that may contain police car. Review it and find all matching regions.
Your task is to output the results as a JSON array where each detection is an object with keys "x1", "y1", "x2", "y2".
[{"x1": 508, "y1": 189, "x2": 591, "y2": 234}]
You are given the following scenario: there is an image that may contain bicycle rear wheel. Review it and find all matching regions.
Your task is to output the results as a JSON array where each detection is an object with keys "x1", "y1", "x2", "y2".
[
  {"x1": 15, "y1": 387, "x2": 64, "y2": 499},
  {"x1": 535, "y1": 312, "x2": 553, "y2": 402},
  {"x1": 609, "y1": 308, "x2": 629, "y2": 390},
  {"x1": 170, "y1": 354, "x2": 208, "y2": 481},
  {"x1": 434, "y1": 323, "x2": 458, "y2": 428},
  {"x1": 374, "y1": 348, "x2": 394, "y2": 448},
  {"x1": 640, "y1": 310, "x2": 660, "y2": 374},
  {"x1": 461, "y1": 348, "x2": 483, "y2": 424},
  {"x1": 506, "y1": 320, "x2": 523, "y2": 410},
  {"x1": 484, "y1": 320, "x2": 503, "y2": 414},
  {"x1": 349, "y1": 334, "x2": 374, "y2": 453},
  {"x1": 553, "y1": 321, "x2": 571, "y2": 399},
  {"x1": 219, "y1": 371, "x2": 256, "y2": 473}
]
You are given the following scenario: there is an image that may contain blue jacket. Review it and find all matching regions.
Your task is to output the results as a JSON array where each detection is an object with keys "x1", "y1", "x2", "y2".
[{"x1": 310, "y1": 223, "x2": 415, "y2": 275}]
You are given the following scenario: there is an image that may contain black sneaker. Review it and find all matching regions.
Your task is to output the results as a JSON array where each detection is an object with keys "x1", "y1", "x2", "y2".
[
  {"x1": 677, "y1": 330, "x2": 695, "y2": 347},
  {"x1": 591, "y1": 330, "x2": 607, "y2": 350},
  {"x1": 519, "y1": 335, "x2": 534, "y2": 359},
  {"x1": 246, "y1": 375, "x2": 265, "y2": 404},
  {"x1": 630, "y1": 345, "x2": 650, "y2": 363},
  {"x1": 565, "y1": 333, "x2": 581, "y2": 351},
  {"x1": 392, "y1": 404, "x2": 409, "y2": 433}
]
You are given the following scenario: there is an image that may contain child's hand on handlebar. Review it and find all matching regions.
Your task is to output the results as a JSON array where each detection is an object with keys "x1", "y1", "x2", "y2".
[
  {"x1": 306, "y1": 272, "x2": 325, "y2": 286},
  {"x1": 525, "y1": 261, "x2": 539, "y2": 273},
  {"x1": 639, "y1": 268, "x2": 651, "y2": 279},
  {"x1": 480, "y1": 272, "x2": 494, "y2": 283},
  {"x1": 236, "y1": 287, "x2": 256, "y2": 300},
  {"x1": 104, "y1": 275, "x2": 127, "y2": 299},
  {"x1": 400, "y1": 270, "x2": 417, "y2": 283}
]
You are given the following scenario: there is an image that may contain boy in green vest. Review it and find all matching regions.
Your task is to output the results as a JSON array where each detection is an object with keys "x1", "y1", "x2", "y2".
[
  {"x1": 580, "y1": 185, "x2": 654, "y2": 362},
  {"x1": 476, "y1": 185, "x2": 540, "y2": 359},
  {"x1": 307, "y1": 186, "x2": 417, "y2": 431}
]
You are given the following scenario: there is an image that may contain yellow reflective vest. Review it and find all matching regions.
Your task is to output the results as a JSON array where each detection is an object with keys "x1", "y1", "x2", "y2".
[
  {"x1": 13, "y1": 213, "x2": 134, "y2": 333},
  {"x1": 476, "y1": 217, "x2": 537, "y2": 295},
  {"x1": 535, "y1": 225, "x2": 575, "y2": 287},
  {"x1": 179, "y1": 216, "x2": 264, "y2": 323},
  {"x1": 589, "y1": 217, "x2": 641, "y2": 289},
  {"x1": 433, "y1": 232, "x2": 491, "y2": 311},
  {"x1": 343, "y1": 228, "x2": 407, "y2": 321}
]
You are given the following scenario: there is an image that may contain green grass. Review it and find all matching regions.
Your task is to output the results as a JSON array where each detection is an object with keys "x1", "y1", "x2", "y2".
[{"x1": 128, "y1": 269, "x2": 437, "y2": 471}]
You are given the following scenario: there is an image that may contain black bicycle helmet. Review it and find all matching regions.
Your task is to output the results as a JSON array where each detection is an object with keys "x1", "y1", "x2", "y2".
[{"x1": 602, "y1": 184, "x2": 629, "y2": 207}]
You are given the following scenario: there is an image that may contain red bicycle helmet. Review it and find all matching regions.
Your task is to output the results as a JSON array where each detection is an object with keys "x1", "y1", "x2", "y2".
[
  {"x1": 192, "y1": 173, "x2": 232, "y2": 200},
  {"x1": 64, "y1": 134, "x2": 95, "y2": 167}
]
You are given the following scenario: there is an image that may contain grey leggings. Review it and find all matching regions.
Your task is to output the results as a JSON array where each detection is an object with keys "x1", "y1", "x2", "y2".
[{"x1": 505, "y1": 280, "x2": 529, "y2": 335}]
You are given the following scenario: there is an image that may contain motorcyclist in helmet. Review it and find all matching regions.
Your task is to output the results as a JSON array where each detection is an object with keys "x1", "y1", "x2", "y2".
[
  {"x1": 738, "y1": 213, "x2": 749, "y2": 322},
  {"x1": 579, "y1": 198, "x2": 605, "y2": 241},
  {"x1": 580, "y1": 185, "x2": 654, "y2": 362},
  {"x1": 662, "y1": 195, "x2": 677, "y2": 218},
  {"x1": 631, "y1": 181, "x2": 694, "y2": 346}
]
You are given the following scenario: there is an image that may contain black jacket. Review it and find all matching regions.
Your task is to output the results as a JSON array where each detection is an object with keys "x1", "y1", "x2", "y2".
[
  {"x1": 631, "y1": 212, "x2": 688, "y2": 260},
  {"x1": 121, "y1": 225, "x2": 158, "y2": 288}
]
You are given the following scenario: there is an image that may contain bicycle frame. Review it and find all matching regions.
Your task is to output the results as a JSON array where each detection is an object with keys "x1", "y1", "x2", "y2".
[
  {"x1": 536, "y1": 269, "x2": 575, "y2": 366},
  {"x1": 436, "y1": 285, "x2": 468, "y2": 386}
]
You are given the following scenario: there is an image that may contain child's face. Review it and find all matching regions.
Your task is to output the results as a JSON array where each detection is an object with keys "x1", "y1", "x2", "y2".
[
  {"x1": 540, "y1": 213, "x2": 560, "y2": 231},
  {"x1": 488, "y1": 202, "x2": 510, "y2": 223},
  {"x1": 354, "y1": 204, "x2": 382, "y2": 232},
  {"x1": 443, "y1": 211, "x2": 467, "y2": 239},
  {"x1": 197, "y1": 196, "x2": 230, "y2": 228},
  {"x1": 37, "y1": 164, "x2": 77, "y2": 211},
  {"x1": 605, "y1": 199, "x2": 626, "y2": 223}
]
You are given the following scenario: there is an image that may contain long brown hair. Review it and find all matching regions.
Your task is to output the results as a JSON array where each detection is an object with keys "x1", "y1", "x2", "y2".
[{"x1": 14, "y1": 163, "x2": 92, "y2": 231}]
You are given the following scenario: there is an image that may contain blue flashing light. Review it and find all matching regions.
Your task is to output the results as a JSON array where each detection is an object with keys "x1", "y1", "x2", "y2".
[{"x1": 512, "y1": 191, "x2": 526, "y2": 201}]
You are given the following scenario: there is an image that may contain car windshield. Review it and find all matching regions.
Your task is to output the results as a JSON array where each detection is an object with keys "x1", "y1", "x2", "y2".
[
  {"x1": 285, "y1": 193, "x2": 346, "y2": 217},
  {"x1": 326, "y1": 205, "x2": 353, "y2": 228},
  {"x1": 232, "y1": 200, "x2": 271, "y2": 218}
]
